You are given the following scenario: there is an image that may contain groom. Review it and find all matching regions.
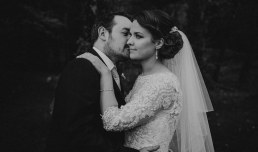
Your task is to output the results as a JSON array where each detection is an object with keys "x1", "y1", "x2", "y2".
[{"x1": 45, "y1": 12, "x2": 158, "y2": 152}]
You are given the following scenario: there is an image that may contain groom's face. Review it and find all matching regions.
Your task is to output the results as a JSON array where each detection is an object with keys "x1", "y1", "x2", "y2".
[{"x1": 105, "y1": 15, "x2": 132, "y2": 62}]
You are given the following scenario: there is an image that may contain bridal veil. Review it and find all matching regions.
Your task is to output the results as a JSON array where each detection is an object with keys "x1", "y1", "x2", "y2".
[{"x1": 163, "y1": 30, "x2": 215, "y2": 152}]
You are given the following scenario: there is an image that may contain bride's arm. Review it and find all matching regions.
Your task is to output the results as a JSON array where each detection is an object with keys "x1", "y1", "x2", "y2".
[
  {"x1": 102, "y1": 78, "x2": 180, "y2": 131},
  {"x1": 78, "y1": 53, "x2": 181, "y2": 131},
  {"x1": 99, "y1": 71, "x2": 118, "y2": 114},
  {"x1": 77, "y1": 53, "x2": 119, "y2": 114}
]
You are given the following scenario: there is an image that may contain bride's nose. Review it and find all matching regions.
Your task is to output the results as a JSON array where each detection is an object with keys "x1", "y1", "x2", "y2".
[{"x1": 127, "y1": 36, "x2": 133, "y2": 46}]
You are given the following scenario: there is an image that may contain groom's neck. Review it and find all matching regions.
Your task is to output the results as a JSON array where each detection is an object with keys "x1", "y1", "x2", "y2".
[{"x1": 93, "y1": 42, "x2": 117, "y2": 65}]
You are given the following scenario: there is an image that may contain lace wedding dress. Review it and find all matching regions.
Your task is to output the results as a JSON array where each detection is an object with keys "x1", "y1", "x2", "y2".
[{"x1": 102, "y1": 72, "x2": 182, "y2": 152}]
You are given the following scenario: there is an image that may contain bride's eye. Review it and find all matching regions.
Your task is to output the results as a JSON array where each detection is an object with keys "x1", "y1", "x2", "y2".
[{"x1": 135, "y1": 34, "x2": 143, "y2": 39}]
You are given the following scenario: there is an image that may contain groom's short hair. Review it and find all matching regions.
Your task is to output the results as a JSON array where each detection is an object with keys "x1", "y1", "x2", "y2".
[{"x1": 91, "y1": 11, "x2": 132, "y2": 44}]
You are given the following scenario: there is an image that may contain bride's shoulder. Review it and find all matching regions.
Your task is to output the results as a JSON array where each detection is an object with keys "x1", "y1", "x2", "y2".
[
  {"x1": 145, "y1": 71, "x2": 178, "y2": 84},
  {"x1": 156, "y1": 71, "x2": 178, "y2": 80},
  {"x1": 156, "y1": 71, "x2": 180, "y2": 88}
]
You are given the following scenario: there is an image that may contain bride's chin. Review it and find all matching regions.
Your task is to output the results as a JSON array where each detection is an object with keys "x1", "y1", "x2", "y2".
[
  {"x1": 130, "y1": 56, "x2": 138, "y2": 60},
  {"x1": 129, "y1": 54, "x2": 136, "y2": 60},
  {"x1": 130, "y1": 53, "x2": 144, "y2": 61}
]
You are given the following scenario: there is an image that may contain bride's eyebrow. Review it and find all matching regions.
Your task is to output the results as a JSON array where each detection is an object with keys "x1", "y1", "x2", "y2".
[{"x1": 134, "y1": 32, "x2": 144, "y2": 35}]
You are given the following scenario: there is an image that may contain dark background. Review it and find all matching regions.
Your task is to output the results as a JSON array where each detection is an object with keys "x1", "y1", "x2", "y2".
[{"x1": 1, "y1": 0, "x2": 258, "y2": 151}]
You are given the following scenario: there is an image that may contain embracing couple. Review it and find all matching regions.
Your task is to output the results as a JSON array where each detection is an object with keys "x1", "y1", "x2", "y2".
[{"x1": 45, "y1": 10, "x2": 214, "y2": 152}]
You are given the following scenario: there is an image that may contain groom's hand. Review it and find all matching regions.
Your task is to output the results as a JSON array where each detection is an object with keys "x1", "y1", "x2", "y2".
[{"x1": 139, "y1": 145, "x2": 160, "y2": 152}]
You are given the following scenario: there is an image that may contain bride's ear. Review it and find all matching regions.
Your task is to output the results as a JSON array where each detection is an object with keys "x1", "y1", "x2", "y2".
[
  {"x1": 98, "y1": 26, "x2": 109, "y2": 41},
  {"x1": 155, "y1": 38, "x2": 164, "y2": 50}
]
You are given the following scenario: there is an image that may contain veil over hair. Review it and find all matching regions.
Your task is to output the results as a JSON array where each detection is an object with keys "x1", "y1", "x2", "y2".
[{"x1": 163, "y1": 29, "x2": 214, "y2": 152}]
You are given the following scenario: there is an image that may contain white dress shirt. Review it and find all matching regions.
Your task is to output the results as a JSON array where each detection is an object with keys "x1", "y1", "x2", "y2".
[
  {"x1": 93, "y1": 47, "x2": 115, "y2": 71},
  {"x1": 93, "y1": 47, "x2": 121, "y2": 89}
]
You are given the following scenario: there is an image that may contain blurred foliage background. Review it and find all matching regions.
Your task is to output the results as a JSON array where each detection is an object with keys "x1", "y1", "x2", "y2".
[{"x1": 1, "y1": 0, "x2": 258, "y2": 151}]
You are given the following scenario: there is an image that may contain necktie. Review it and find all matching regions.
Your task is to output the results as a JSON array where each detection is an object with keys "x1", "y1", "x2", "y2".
[{"x1": 111, "y1": 67, "x2": 121, "y2": 90}]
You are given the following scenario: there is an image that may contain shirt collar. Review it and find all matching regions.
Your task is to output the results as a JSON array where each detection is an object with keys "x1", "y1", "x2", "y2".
[{"x1": 93, "y1": 47, "x2": 115, "y2": 71}]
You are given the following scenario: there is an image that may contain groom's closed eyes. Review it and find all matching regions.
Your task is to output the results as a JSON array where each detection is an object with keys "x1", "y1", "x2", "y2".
[{"x1": 121, "y1": 28, "x2": 131, "y2": 37}]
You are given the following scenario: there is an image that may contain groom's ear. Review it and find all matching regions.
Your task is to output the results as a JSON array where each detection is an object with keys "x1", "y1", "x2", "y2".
[
  {"x1": 98, "y1": 26, "x2": 109, "y2": 41},
  {"x1": 155, "y1": 38, "x2": 164, "y2": 50}
]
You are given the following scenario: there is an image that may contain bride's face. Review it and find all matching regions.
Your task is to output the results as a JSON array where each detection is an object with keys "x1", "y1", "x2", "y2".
[{"x1": 127, "y1": 20, "x2": 156, "y2": 61}]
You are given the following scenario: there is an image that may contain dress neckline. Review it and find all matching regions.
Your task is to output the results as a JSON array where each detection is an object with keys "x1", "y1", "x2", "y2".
[{"x1": 138, "y1": 71, "x2": 172, "y2": 78}]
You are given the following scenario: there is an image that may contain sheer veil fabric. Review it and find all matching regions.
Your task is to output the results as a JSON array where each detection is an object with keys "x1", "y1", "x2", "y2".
[{"x1": 163, "y1": 30, "x2": 215, "y2": 152}]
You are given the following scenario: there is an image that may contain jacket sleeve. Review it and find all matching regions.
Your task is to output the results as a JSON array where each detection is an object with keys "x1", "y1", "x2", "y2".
[
  {"x1": 53, "y1": 58, "x2": 110, "y2": 151},
  {"x1": 117, "y1": 147, "x2": 139, "y2": 152}
]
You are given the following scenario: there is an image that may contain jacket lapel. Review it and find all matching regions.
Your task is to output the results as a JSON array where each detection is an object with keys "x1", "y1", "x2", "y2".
[{"x1": 86, "y1": 49, "x2": 126, "y2": 107}]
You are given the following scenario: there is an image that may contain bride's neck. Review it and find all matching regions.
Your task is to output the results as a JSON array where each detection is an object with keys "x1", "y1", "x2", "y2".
[{"x1": 141, "y1": 57, "x2": 162, "y2": 75}]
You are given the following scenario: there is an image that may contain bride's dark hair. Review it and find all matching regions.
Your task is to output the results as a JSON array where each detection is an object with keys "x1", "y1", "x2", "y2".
[{"x1": 134, "y1": 10, "x2": 183, "y2": 60}]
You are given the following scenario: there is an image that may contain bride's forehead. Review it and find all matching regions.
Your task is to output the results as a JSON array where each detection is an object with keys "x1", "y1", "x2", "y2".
[
  {"x1": 130, "y1": 20, "x2": 147, "y2": 33},
  {"x1": 132, "y1": 20, "x2": 141, "y2": 27}
]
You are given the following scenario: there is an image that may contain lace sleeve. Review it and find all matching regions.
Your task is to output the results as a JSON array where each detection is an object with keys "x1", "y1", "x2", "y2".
[{"x1": 101, "y1": 76, "x2": 181, "y2": 131}]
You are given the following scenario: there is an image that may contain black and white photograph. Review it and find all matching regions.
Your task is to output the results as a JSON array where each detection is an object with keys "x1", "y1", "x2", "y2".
[{"x1": 1, "y1": 0, "x2": 257, "y2": 152}]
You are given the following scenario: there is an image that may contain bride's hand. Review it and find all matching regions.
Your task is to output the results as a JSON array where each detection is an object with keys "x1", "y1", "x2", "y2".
[{"x1": 77, "y1": 53, "x2": 110, "y2": 75}]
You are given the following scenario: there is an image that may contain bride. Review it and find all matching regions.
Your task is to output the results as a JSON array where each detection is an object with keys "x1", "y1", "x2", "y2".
[{"x1": 79, "y1": 10, "x2": 214, "y2": 152}]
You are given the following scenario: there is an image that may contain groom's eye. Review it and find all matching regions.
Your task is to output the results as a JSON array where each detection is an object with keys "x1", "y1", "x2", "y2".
[{"x1": 122, "y1": 32, "x2": 130, "y2": 36}]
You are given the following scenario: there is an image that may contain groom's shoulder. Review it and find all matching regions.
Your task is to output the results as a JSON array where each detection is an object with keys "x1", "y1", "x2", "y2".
[
  {"x1": 63, "y1": 57, "x2": 96, "y2": 73},
  {"x1": 68, "y1": 49, "x2": 96, "y2": 67},
  {"x1": 70, "y1": 57, "x2": 92, "y2": 66}
]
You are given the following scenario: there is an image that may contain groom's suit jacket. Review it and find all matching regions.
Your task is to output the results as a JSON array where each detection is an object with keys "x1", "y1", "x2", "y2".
[{"x1": 45, "y1": 49, "x2": 138, "y2": 152}]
